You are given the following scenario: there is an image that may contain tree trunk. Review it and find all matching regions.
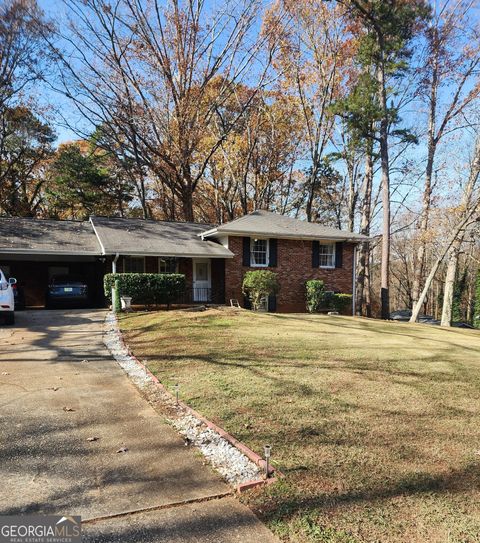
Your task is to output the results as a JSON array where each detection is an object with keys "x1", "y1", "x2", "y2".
[
  {"x1": 441, "y1": 242, "x2": 460, "y2": 326},
  {"x1": 356, "y1": 144, "x2": 373, "y2": 316},
  {"x1": 412, "y1": 33, "x2": 438, "y2": 307},
  {"x1": 377, "y1": 61, "x2": 391, "y2": 319},
  {"x1": 347, "y1": 157, "x2": 356, "y2": 232},
  {"x1": 305, "y1": 168, "x2": 317, "y2": 223},
  {"x1": 182, "y1": 189, "x2": 194, "y2": 222}
]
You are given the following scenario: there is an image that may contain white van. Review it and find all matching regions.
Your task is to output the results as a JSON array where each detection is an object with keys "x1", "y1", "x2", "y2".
[{"x1": 0, "y1": 268, "x2": 15, "y2": 325}]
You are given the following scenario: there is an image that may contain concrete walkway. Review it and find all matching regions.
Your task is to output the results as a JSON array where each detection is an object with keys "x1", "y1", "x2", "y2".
[{"x1": 0, "y1": 310, "x2": 278, "y2": 542}]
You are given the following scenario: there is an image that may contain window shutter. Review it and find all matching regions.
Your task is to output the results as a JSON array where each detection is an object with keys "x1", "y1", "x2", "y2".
[
  {"x1": 269, "y1": 239, "x2": 277, "y2": 267},
  {"x1": 312, "y1": 241, "x2": 319, "y2": 268},
  {"x1": 335, "y1": 242, "x2": 343, "y2": 268},
  {"x1": 242, "y1": 237, "x2": 250, "y2": 267},
  {"x1": 268, "y1": 294, "x2": 277, "y2": 312}
]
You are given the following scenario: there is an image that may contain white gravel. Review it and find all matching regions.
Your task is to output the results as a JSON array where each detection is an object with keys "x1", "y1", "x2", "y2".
[{"x1": 103, "y1": 312, "x2": 262, "y2": 486}]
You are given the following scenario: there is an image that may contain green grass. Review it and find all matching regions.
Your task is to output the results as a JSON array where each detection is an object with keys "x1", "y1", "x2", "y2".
[{"x1": 120, "y1": 309, "x2": 480, "y2": 543}]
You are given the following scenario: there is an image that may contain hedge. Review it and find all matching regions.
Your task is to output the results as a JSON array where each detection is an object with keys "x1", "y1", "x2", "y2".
[
  {"x1": 104, "y1": 273, "x2": 186, "y2": 307},
  {"x1": 305, "y1": 279, "x2": 352, "y2": 314}
]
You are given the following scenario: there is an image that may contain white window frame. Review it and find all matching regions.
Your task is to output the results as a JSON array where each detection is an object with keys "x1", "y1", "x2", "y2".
[
  {"x1": 123, "y1": 256, "x2": 145, "y2": 273},
  {"x1": 158, "y1": 257, "x2": 178, "y2": 274},
  {"x1": 318, "y1": 243, "x2": 336, "y2": 269},
  {"x1": 250, "y1": 238, "x2": 269, "y2": 267}
]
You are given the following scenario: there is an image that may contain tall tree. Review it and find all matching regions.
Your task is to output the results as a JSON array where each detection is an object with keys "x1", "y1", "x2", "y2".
[
  {"x1": 411, "y1": 135, "x2": 480, "y2": 323},
  {"x1": 341, "y1": 0, "x2": 429, "y2": 318},
  {"x1": 0, "y1": 0, "x2": 53, "y2": 201},
  {"x1": 265, "y1": 0, "x2": 354, "y2": 222},
  {"x1": 0, "y1": 106, "x2": 55, "y2": 216},
  {"x1": 440, "y1": 135, "x2": 480, "y2": 326},
  {"x1": 46, "y1": 141, "x2": 133, "y2": 219},
  {"x1": 411, "y1": 1, "x2": 480, "y2": 307},
  {"x1": 49, "y1": 0, "x2": 277, "y2": 221}
]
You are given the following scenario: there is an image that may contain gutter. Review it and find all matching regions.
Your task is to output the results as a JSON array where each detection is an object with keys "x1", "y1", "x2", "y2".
[
  {"x1": 199, "y1": 229, "x2": 370, "y2": 244},
  {"x1": 0, "y1": 249, "x2": 101, "y2": 256},
  {"x1": 112, "y1": 253, "x2": 120, "y2": 274}
]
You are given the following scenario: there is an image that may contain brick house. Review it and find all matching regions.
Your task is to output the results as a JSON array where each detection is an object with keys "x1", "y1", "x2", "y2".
[{"x1": 0, "y1": 210, "x2": 368, "y2": 312}]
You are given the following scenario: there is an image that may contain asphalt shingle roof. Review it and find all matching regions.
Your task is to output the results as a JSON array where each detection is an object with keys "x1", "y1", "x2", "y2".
[
  {"x1": 201, "y1": 210, "x2": 370, "y2": 242},
  {"x1": 0, "y1": 211, "x2": 368, "y2": 257},
  {"x1": 0, "y1": 218, "x2": 101, "y2": 255},
  {"x1": 90, "y1": 217, "x2": 233, "y2": 258}
]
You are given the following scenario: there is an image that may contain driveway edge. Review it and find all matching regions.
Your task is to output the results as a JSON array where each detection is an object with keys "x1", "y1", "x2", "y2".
[{"x1": 106, "y1": 312, "x2": 283, "y2": 493}]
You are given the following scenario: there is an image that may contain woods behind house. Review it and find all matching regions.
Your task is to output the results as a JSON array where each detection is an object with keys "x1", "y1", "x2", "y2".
[{"x1": 2, "y1": 0, "x2": 480, "y2": 324}]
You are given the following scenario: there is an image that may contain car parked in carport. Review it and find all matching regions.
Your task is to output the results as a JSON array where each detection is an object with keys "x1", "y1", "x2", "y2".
[
  {"x1": 0, "y1": 268, "x2": 16, "y2": 324},
  {"x1": 46, "y1": 275, "x2": 90, "y2": 309}
]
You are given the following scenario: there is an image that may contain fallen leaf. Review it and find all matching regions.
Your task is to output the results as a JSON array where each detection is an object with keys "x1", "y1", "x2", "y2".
[
  {"x1": 63, "y1": 406, "x2": 75, "y2": 412},
  {"x1": 116, "y1": 446, "x2": 128, "y2": 453}
]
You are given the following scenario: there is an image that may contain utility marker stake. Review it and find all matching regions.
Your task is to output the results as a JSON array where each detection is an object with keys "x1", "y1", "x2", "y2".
[
  {"x1": 175, "y1": 383, "x2": 179, "y2": 406},
  {"x1": 264, "y1": 444, "x2": 271, "y2": 479}
]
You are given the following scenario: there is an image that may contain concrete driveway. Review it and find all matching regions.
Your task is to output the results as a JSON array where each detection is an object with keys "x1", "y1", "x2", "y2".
[{"x1": 0, "y1": 310, "x2": 277, "y2": 542}]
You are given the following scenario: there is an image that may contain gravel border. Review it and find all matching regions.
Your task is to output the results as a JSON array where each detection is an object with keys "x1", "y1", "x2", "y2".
[{"x1": 103, "y1": 312, "x2": 262, "y2": 486}]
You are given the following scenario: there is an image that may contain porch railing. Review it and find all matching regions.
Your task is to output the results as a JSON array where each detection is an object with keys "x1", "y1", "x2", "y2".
[{"x1": 175, "y1": 287, "x2": 224, "y2": 305}]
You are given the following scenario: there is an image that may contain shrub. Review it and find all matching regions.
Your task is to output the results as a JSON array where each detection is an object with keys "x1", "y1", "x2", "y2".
[
  {"x1": 242, "y1": 270, "x2": 279, "y2": 311},
  {"x1": 306, "y1": 279, "x2": 352, "y2": 314},
  {"x1": 305, "y1": 280, "x2": 326, "y2": 313},
  {"x1": 330, "y1": 293, "x2": 352, "y2": 313},
  {"x1": 104, "y1": 273, "x2": 186, "y2": 308}
]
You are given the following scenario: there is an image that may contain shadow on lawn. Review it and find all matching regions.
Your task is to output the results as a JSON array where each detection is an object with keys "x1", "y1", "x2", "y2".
[
  {"x1": 262, "y1": 461, "x2": 480, "y2": 525},
  {"x1": 269, "y1": 313, "x2": 480, "y2": 354}
]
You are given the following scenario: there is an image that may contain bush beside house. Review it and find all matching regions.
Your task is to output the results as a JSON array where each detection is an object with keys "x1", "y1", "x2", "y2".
[
  {"x1": 242, "y1": 270, "x2": 279, "y2": 311},
  {"x1": 104, "y1": 273, "x2": 186, "y2": 308},
  {"x1": 305, "y1": 279, "x2": 352, "y2": 314}
]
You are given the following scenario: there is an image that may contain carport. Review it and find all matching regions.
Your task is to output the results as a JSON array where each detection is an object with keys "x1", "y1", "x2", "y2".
[{"x1": 0, "y1": 218, "x2": 106, "y2": 308}]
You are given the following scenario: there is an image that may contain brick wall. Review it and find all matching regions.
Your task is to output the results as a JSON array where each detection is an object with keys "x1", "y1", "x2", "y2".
[{"x1": 224, "y1": 236, "x2": 355, "y2": 313}]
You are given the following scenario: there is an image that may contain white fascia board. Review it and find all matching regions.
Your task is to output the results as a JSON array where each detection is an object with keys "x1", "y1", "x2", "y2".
[
  {"x1": 89, "y1": 217, "x2": 106, "y2": 255},
  {"x1": 201, "y1": 230, "x2": 370, "y2": 243}
]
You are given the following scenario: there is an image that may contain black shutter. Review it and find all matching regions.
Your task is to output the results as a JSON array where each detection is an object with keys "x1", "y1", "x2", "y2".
[
  {"x1": 243, "y1": 295, "x2": 252, "y2": 309},
  {"x1": 268, "y1": 294, "x2": 277, "y2": 312},
  {"x1": 335, "y1": 242, "x2": 343, "y2": 268},
  {"x1": 269, "y1": 239, "x2": 277, "y2": 267},
  {"x1": 312, "y1": 240, "x2": 319, "y2": 268},
  {"x1": 242, "y1": 237, "x2": 251, "y2": 267}
]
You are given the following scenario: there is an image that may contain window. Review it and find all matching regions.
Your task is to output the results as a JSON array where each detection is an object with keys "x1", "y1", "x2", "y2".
[
  {"x1": 158, "y1": 257, "x2": 178, "y2": 274},
  {"x1": 250, "y1": 238, "x2": 269, "y2": 267},
  {"x1": 124, "y1": 256, "x2": 145, "y2": 273},
  {"x1": 318, "y1": 243, "x2": 335, "y2": 268}
]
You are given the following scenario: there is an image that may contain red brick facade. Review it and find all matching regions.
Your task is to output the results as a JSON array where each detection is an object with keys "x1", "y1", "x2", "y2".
[{"x1": 224, "y1": 236, "x2": 355, "y2": 313}]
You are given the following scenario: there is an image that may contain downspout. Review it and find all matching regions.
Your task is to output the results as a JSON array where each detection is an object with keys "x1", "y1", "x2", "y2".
[
  {"x1": 112, "y1": 253, "x2": 120, "y2": 274},
  {"x1": 352, "y1": 245, "x2": 357, "y2": 317}
]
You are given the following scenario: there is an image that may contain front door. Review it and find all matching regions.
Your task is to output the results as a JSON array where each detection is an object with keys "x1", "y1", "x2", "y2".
[{"x1": 193, "y1": 259, "x2": 211, "y2": 302}]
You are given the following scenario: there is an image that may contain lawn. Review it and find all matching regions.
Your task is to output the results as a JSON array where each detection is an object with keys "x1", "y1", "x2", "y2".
[{"x1": 119, "y1": 309, "x2": 480, "y2": 543}]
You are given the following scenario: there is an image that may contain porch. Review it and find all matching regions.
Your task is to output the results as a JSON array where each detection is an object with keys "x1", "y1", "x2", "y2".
[{"x1": 114, "y1": 255, "x2": 226, "y2": 305}]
